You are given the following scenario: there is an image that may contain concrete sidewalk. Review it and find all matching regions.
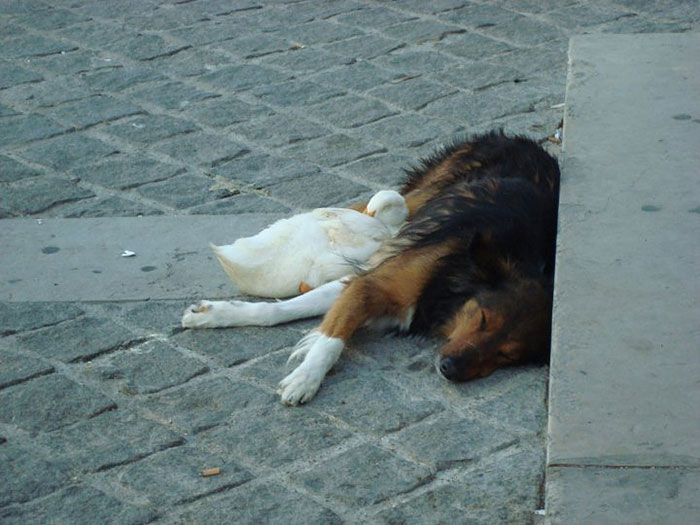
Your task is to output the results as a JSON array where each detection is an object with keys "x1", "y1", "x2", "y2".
[
  {"x1": 546, "y1": 33, "x2": 700, "y2": 523},
  {"x1": 1, "y1": 1, "x2": 699, "y2": 523}
]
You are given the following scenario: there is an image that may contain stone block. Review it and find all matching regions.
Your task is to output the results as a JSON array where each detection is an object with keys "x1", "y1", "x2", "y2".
[
  {"x1": 17, "y1": 134, "x2": 118, "y2": 171},
  {"x1": 283, "y1": 134, "x2": 385, "y2": 167},
  {"x1": 106, "y1": 34, "x2": 190, "y2": 61},
  {"x1": 71, "y1": 154, "x2": 184, "y2": 190},
  {"x1": 0, "y1": 155, "x2": 41, "y2": 183},
  {"x1": 143, "y1": 376, "x2": 271, "y2": 434},
  {"x1": 0, "y1": 303, "x2": 84, "y2": 336},
  {"x1": 312, "y1": 61, "x2": 397, "y2": 91},
  {"x1": 262, "y1": 47, "x2": 352, "y2": 73},
  {"x1": 291, "y1": 443, "x2": 432, "y2": 507},
  {"x1": 210, "y1": 154, "x2": 320, "y2": 189},
  {"x1": 480, "y1": 14, "x2": 565, "y2": 46},
  {"x1": 306, "y1": 94, "x2": 397, "y2": 129},
  {"x1": 12, "y1": 7, "x2": 88, "y2": 30},
  {"x1": 434, "y1": 31, "x2": 513, "y2": 60},
  {"x1": 17, "y1": 316, "x2": 142, "y2": 363},
  {"x1": 234, "y1": 113, "x2": 330, "y2": 147},
  {"x1": 343, "y1": 152, "x2": 414, "y2": 188},
  {"x1": 134, "y1": 173, "x2": 234, "y2": 209},
  {"x1": 108, "y1": 445, "x2": 251, "y2": 506},
  {"x1": 266, "y1": 172, "x2": 370, "y2": 208},
  {"x1": 81, "y1": 66, "x2": 168, "y2": 92},
  {"x1": 152, "y1": 133, "x2": 249, "y2": 167},
  {"x1": 0, "y1": 114, "x2": 70, "y2": 148},
  {"x1": 0, "y1": 374, "x2": 116, "y2": 432},
  {"x1": 198, "y1": 404, "x2": 352, "y2": 468},
  {"x1": 0, "y1": 444, "x2": 71, "y2": 507},
  {"x1": 0, "y1": 485, "x2": 157, "y2": 525},
  {"x1": 335, "y1": 6, "x2": 417, "y2": 28},
  {"x1": 369, "y1": 77, "x2": 456, "y2": 110},
  {"x1": 131, "y1": 81, "x2": 220, "y2": 111},
  {"x1": 252, "y1": 79, "x2": 345, "y2": 108},
  {"x1": 0, "y1": 63, "x2": 42, "y2": 89},
  {"x1": 173, "y1": 324, "x2": 302, "y2": 367},
  {"x1": 2, "y1": 34, "x2": 76, "y2": 58},
  {"x1": 0, "y1": 177, "x2": 95, "y2": 215},
  {"x1": 33, "y1": 409, "x2": 184, "y2": 473},
  {"x1": 187, "y1": 194, "x2": 291, "y2": 215},
  {"x1": 0, "y1": 352, "x2": 54, "y2": 390},
  {"x1": 48, "y1": 95, "x2": 144, "y2": 128},
  {"x1": 199, "y1": 63, "x2": 293, "y2": 92},
  {"x1": 380, "y1": 19, "x2": 466, "y2": 44},
  {"x1": 177, "y1": 482, "x2": 341, "y2": 524},
  {"x1": 322, "y1": 34, "x2": 403, "y2": 61},
  {"x1": 359, "y1": 114, "x2": 460, "y2": 148},
  {"x1": 372, "y1": 49, "x2": 460, "y2": 75},
  {"x1": 105, "y1": 115, "x2": 199, "y2": 146},
  {"x1": 84, "y1": 340, "x2": 209, "y2": 395},
  {"x1": 185, "y1": 97, "x2": 275, "y2": 128}
]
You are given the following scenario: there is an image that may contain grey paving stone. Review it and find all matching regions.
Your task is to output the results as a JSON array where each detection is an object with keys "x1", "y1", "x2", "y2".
[
  {"x1": 381, "y1": 19, "x2": 466, "y2": 44},
  {"x1": 1, "y1": 34, "x2": 76, "y2": 58},
  {"x1": 0, "y1": 155, "x2": 41, "y2": 183},
  {"x1": 134, "y1": 172, "x2": 235, "y2": 210},
  {"x1": 292, "y1": 443, "x2": 433, "y2": 507},
  {"x1": 480, "y1": 15, "x2": 565, "y2": 46},
  {"x1": 0, "y1": 352, "x2": 54, "y2": 390},
  {"x1": 70, "y1": 154, "x2": 184, "y2": 190},
  {"x1": 152, "y1": 132, "x2": 249, "y2": 167},
  {"x1": 33, "y1": 409, "x2": 184, "y2": 473},
  {"x1": 483, "y1": 40, "x2": 569, "y2": 78},
  {"x1": 253, "y1": 79, "x2": 345, "y2": 108},
  {"x1": 396, "y1": 0, "x2": 471, "y2": 15},
  {"x1": 31, "y1": 49, "x2": 119, "y2": 76},
  {"x1": 369, "y1": 77, "x2": 456, "y2": 110},
  {"x1": 177, "y1": 481, "x2": 342, "y2": 524},
  {"x1": 306, "y1": 94, "x2": 397, "y2": 129},
  {"x1": 334, "y1": 6, "x2": 417, "y2": 28},
  {"x1": 440, "y1": 62, "x2": 523, "y2": 91},
  {"x1": 149, "y1": 47, "x2": 233, "y2": 77},
  {"x1": 198, "y1": 404, "x2": 353, "y2": 468},
  {"x1": 169, "y1": 20, "x2": 246, "y2": 46},
  {"x1": 101, "y1": 300, "x2": 191, "y2": 336},
  {"x1": 433, "y1": 31, "x2": 513, "y2": 60},
  {"x1": 0, "y1": 176, "x2": 95, "y2": 215},
  {"x1": 313, "y1": 374, "x2": 442, "y2": 432},
  {"x1": 266, "y1": 171, "x2": 370, "y2": 208},
  {"x1": 187, "y1": 194, "x2": 291, "y2": 215},
  {"x1": 130, "y1": 81, "x2": 220, "y2": 111},
  {"x1": 217, "y1": 33, "x2": 293, "y2": 59},
  {"x1": 106, "y1": 34, "x2": 190, "y2": 61},
  {"x1": 199, "y1": 63, "x2": 293, "y2": 92},
  {"x1": 545, "y1": 3, "x2": 632, "y2": 30},
  {"x1": 58, "y1": 22, "x2": 137, "y2": 48},
  {"x1": 262, "y1": 47, "x2": 353, "y2": 73},
  {"x1": 173, "y1": 324, "x2": 302, "y2": 367},
  {"x1": 0, "y1": 485, "x2": 157, "y2": 525},
  {"x1": 17, "y1": 134, "x2": 118, "y2": 171},
  {"x1": 80, "y1": 66, "x2": 168, "y2": 92},
  {"x1": 0, "y1": 62, "x2": 43, "y2": 89},
  {"x1": 280, "y1": 19, "x2": 364, "y2": 46},
  {"x1": 421, "y1": 90, "x2": 529, "y2": 125},
  {"x1": 185, "y1": 97, "x2": 275, "y2": 128},
  {"x1": 0, "y1": 303, "x2": 84, "y2": 336},
  {"x1": 312, "y1": 60, "x2": 398, "y2": 91},
  {"x1": 0, "y1": 103, "x2": 19, "y2": 117},
  {"x1": 1, "y1": 77, "x2": 92, "y2": 109},
  {"x1": 371, "y1": 49, "x2": 460, "y2": 75},
  {"x1": 343, "y1": 152, "x2": 414, "y2": 188},
  {"x1": 283, "y1": 133, "x2": 385, "y2": 167},
  {"x1": 84, "y1": 340, "x2": 209, "y2": 395},
  {"x1": 234, "y1": 113, "x2": 330, "y2": 147},
  {"x1": 60, "y1": 196, "x2": 166, "y2": 218},
  {"x1": 48, "y1": 95, "x2": 144, "y2": 129},
  {"x1": 143, "y1": 376, "x2": 271, "y2": 434},
  {"x1": 322, "y1": 33, "x2": 403, "y2": 61},
  {"x1": 16, "y1": 316, "x2": 142, "y2": 363},
  {"x1": 211, "y1": 153, "x2": 320, "y2": 189},
  {"x1": 377, "y1": 443, "x2": 545, "y2": 523},
  {"x1": 0, "y1": 374, "x2": 116, "y2": 432},
  {"x1": 0, "y1": 443, "x2": 72, "y2": 507},
  {"x1": 359, "y1": 114, "x2": 460, "y2": 148},
  {"x1": 0, "y1": 114, "x2": 70, "y2": 148},
  {"x1": 12, "y1": 6, "x2": 88, "y2": 30},
  {"x1": 108, "y1": 445, "x2": 251, "y2": 506},
  {"x1": 439, "y1": 2, "x2": 516, "y2": 27},
  {"x1": 104, "y1": 114, "x2": 198, "y2": 144},
  {"x1": 0, "y1": 0, "x2": 50, "y2": 15}
]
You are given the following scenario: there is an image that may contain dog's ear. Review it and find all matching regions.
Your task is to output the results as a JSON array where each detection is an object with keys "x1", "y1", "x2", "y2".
[{"x1": 469, "y1": 231, "x2": 507, "y2": 284}]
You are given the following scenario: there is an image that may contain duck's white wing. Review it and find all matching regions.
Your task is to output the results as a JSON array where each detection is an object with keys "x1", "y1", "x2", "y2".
[{"x1": 313, "y1": 208, "x2": 391, "y2": 263}]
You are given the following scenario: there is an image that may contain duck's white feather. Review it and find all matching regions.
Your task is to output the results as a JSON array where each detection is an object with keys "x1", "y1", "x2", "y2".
[{"x1": 212, "y1": 191, "x2": 407, "y2": 298}]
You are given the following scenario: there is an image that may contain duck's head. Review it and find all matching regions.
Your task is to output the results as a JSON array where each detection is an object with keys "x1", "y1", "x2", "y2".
[{"x1": 363, "y1": 190, "x2": 408, "y2": 231}]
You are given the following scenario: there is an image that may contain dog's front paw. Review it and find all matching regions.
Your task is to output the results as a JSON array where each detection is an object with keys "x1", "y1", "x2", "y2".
[
  {"x1": 278, "y1": 364, "x2": 323, "y2": 406},
  {"x1": 181, "y1": 300, "x2": 216, "y2": 328}
]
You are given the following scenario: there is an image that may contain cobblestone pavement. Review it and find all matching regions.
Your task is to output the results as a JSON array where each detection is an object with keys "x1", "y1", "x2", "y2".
[{"x1": 1, "y1": 1, "x2": 698, "y2": 523}]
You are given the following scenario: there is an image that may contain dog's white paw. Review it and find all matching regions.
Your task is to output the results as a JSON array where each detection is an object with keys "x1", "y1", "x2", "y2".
[
  {"x1": 278, "y1": 364, "x2": 323, "y2": 406},
  {"x1": 181, "y1": 300, "x2": 216, "y2": 328}
]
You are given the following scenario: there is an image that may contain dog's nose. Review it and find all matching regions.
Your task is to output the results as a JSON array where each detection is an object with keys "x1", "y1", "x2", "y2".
[{"x1": 439, "y1": 357, "x2": 459, "y2": 380}]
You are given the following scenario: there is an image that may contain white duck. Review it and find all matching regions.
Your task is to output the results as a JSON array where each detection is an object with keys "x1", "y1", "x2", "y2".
[{"x1": 210, "y1": 190, "x2": 408, "y2": 298}]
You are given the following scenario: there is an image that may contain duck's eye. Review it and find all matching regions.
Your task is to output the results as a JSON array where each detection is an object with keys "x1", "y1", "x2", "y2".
[{"x1": 479, "y1": 310, "x2": 487, "y2": 331}]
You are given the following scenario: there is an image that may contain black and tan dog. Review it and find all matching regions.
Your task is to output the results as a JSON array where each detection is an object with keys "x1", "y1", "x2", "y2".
[{"x1": 183, "y1": 131, "x2": 560, "y2": 405}]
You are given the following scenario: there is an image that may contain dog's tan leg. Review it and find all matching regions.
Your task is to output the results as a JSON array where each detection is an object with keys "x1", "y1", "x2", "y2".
[{"x1": 278, "y1": 242, "x2": 455, "y2": 405}]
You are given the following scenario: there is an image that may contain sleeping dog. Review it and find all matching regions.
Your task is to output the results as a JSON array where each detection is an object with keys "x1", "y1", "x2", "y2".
[{"x1": 182, "y1": 131, "x2": 560, "y2": 406}]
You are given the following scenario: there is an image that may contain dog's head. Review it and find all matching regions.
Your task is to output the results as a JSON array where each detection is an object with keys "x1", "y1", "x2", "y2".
[{"x1": 436, "y1": 278, "x2": 552, "y2": 381}]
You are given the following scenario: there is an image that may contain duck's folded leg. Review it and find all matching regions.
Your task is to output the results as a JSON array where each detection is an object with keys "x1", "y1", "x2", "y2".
[{"x1": 181, "y1": 278, "x2": 350, "y2": 328}]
